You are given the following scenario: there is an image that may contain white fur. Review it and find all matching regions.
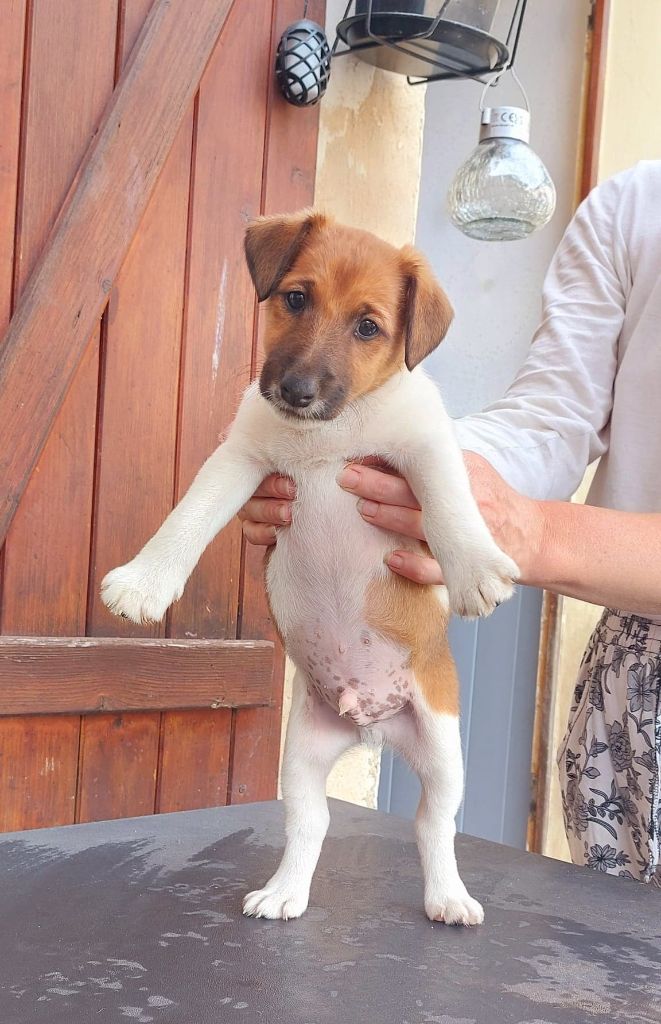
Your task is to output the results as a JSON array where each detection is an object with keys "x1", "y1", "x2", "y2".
[{"x1": 101, "y1": 367, "x2": 517, "y2": 924}]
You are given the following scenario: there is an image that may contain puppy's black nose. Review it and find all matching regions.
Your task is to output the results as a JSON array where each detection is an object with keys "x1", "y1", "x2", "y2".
[{"x1": 280, "y1": 373, "x2": 317, "y2": 408}]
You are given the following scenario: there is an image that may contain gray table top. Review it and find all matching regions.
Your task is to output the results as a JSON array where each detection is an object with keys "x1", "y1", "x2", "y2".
[{"x1": 0, "y1": 799, "x2": 659, "y2": 1024}]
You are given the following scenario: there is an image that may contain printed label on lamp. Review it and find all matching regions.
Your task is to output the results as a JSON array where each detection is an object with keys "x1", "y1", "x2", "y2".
[{"x1": 479, "y1": 106, "x2": 530, "y2": 144}]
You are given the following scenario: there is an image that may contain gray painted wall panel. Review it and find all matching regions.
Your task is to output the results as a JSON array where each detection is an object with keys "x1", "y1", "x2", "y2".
[{"x1": 378, "y1": 588, "x2": 542, "y2": 847}]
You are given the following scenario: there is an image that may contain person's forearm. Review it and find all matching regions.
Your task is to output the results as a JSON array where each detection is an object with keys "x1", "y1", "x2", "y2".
[{"x1": 530, "y1": 502, "x2": 661, "y2": 616}]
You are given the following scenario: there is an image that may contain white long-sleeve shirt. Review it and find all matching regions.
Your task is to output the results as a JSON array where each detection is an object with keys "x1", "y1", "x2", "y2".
[{"x1": 454, "y1": 161, "x2": 661, "y2": 514}]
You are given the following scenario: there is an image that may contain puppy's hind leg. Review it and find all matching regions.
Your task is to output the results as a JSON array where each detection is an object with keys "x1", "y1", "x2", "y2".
[
  {"x1": 243, "y1": 671, "x2": 357, "y2": 921},
  {"x1": 415, "y1": 709, "x2": 484, "y2": 925},
  {"x1": 383, "y1": 703, "x2": 483, "y2": 926}
]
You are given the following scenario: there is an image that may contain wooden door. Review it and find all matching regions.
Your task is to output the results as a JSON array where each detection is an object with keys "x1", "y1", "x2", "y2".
[{"x1": 0, "y1": 0, "x2": 324, "y2": 831}]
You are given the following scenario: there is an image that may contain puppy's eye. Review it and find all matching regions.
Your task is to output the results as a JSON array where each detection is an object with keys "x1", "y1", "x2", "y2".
[
  {"x1": 356, "y1": 319, "x2": 379, "y2": 340},
  {"x1": 285, "y1": 291, "x2": 306, "y2": 312}
]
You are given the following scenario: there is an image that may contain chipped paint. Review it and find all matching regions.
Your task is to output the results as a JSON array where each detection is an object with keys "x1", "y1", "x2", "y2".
[{"x1": 211, "y1": 258, "x2": 228, "y2": 385}]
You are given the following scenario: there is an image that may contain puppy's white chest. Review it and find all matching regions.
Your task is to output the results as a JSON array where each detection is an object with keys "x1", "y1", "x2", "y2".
[{"x1": 265, "y1": 461, "x2": 413, "y2": 725}]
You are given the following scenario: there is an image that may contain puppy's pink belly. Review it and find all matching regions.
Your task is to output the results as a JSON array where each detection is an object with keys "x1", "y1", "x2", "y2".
[{"x1": 290, "y1": 625, "x2": 412, "y2": 726}]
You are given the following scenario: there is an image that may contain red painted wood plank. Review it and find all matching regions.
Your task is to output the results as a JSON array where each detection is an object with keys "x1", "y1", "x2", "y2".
[
  {"x1": 159, "y1": 0, "x2": 274, "y2": 813},
  {"x1": 87, "y1": 121, "x2": 193, "y2": 638},
  {"x1": 169, "y1": 0, "x2": 274, "y2": 639},
  {"x1": 230, "y1": 0, "x2": 325, "y2": 805},
  {"x1": 0, "y1": 0, "x2": 120, "y2": 832},
  {"x1": 118, "y1": 0, "x2": 155, "y2": 70},
  {"x1": 0, "y1": 637, "x2": 274, "y2": 715},
  {"x1": 77, "y1": 713, "x2": 161, "y2": 823},
  {"x1": 78, "y1": 0, "x2": 192, "y2": 822},
  {"x1": 0, "y1": 0, "x2": 26, "y2": 335},
  {"x1": 0, "y1": 716, "x2": 79, "y2": 832},
  {"x1": 156, "y1": 711, "x2": 231, "y2": 813},
  {"x1": 0, "y1": 0, "x2": 236, "y2": 546}
]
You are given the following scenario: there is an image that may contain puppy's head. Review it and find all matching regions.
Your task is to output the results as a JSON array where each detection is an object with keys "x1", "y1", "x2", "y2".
[{"x1": 244, "y1": 210, "x2": 453, "y2": 421}]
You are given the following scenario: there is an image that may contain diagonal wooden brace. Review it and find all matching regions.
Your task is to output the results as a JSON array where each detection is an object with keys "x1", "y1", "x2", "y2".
[{"x1": 0, "y1": 0, "x2": 236, "y2": 546}]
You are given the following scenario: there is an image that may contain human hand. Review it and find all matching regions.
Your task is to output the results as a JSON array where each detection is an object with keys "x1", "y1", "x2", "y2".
[
  {"x1": 337, "y1": 453, "x2": 541, "y2": 587},
  {"x1": 237, "y1": 474, "x2": 296, "y2": 546}
]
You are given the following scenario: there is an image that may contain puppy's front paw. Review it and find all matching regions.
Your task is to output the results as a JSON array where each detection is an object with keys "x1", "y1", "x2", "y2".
[
  {"x1": 243, "y1": 886, "x2": 309, "y2": 921},
  {"x1": 446, "y1": 547, "x2": 519, "y2": 619},
  {"x1": 101, "y1": 561, "x2": 184, "y2": 624}
]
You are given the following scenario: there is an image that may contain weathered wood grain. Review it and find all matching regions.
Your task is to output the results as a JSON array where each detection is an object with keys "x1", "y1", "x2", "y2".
[
  {"x1": 0, "y1": 0, "x2": 236, "y2": 545},
  {"x1": 0, "y1": 0, "x2": 26, "y2": 335},
  {"x1": 0, "y1": 637, "x2": 274, "y2": 715},
  {"x1": 79, "y1": 0, "x2": 195, "y2": 820},
  {"x1": 76, "y1": 712, "x2": 161, "y2": 823},
  {"x1": 0, "y1": 0, "x2": 119, "y2": 832},
  {"x1": 161, "y1": 0, "x2": 273, "y2": 811}
]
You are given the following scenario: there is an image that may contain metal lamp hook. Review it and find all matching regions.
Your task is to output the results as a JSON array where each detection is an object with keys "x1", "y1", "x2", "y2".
[{"x1": 479, "y1": 66, "x2": 530, "y2": 113}]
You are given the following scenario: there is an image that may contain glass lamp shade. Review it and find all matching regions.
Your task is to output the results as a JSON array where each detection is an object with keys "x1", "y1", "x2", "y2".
[{"x1": 448, "y1": 106, "x2": 556, "y2": 241}]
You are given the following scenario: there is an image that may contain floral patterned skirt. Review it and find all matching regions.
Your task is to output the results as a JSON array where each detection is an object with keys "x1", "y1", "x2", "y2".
[{"x1": 558, "y1": 609, "x2": 661, "y2": 885}]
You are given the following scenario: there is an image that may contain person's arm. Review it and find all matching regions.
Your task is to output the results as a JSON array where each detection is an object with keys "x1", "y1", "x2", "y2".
[
  {"x1": 533, "y1": 502, "x2": 661, "y2": 616},
  {"x1": 455, "y1": 170, "x2": 629, "y2": 500},
  {"x1": 340, "y1": 455, "x2": 661, "y2": 618}
]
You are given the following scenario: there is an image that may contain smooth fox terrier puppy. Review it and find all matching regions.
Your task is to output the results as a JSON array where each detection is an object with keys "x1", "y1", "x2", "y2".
[{"x1": 102, "y1": 211, "x2": 518, "y2": 926}]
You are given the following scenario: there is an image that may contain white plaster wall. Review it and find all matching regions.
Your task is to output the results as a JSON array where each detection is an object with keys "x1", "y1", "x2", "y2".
[
  {"x1": 416, "y1": 0, "x2": 590, "y2": 418},
  {"x1": 279, "y1": 0, "x2": 427, "y2": 809},
  {"x1": 599, "y1": 0, "x2": 661, "y2": 181}
]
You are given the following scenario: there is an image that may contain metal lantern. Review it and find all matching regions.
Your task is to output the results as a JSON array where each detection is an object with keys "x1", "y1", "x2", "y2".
[
  {"x1": 333, "y1": 0, "x2": 528, "y2": 85},
  {"x1": 276, "y1": 18, "x2": 331, "y2": 107}
]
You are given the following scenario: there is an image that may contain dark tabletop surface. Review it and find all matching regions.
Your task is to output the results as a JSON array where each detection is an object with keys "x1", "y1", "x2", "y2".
[{"x1": 0, "y1": 799, "x2": 659, "y2": 1024}]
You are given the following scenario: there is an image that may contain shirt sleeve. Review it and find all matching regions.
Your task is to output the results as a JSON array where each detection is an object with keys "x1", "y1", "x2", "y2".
[{"x1": 454, "y1": 171, "x2": 629, "y2": 501}]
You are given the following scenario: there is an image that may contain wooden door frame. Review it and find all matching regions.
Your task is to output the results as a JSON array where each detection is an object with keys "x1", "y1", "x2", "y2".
[{"x1": 526, "y1": 0, "x2": 611, "y2": 854}]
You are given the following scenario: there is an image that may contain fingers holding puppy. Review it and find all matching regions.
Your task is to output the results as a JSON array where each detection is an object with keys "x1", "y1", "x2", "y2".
[
  {"x1": 387, "y1": 550, "x2": 444, "y2": 586},
  {"x1": 338, "y1": 464, "x2": 444, "y2": 585},
  {"x1": 338, "y1": 465, "x2": 426, "y2": 542},
  {"x1": 338, "y1": 464, "x2": 420, "y2": 510},
  {"x1": 238, "y1": 474, "x2": 295, "y2": 546}
]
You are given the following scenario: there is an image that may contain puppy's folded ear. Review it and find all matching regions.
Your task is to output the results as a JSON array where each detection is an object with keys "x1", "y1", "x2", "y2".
[
  {"x1": 244, "y1": 209, "x2": 327, "y2": 301},
  {"x1": 400, "y1": 246, "x2": 454, "y2": 370}
]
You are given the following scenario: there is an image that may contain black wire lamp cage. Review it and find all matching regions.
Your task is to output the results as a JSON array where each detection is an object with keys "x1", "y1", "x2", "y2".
[
  {"x1": 275, "y1": 1, "x2": 527, "y2": 106},
  {"x1": 332, "y1": 0, "x2": 528, "y2": 86},
  {"x1": 276, "y1": 4, "x2": 332, "y2": 107}
]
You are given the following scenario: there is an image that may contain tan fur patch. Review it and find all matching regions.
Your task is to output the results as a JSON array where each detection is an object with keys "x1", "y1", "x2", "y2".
[
  {"x1": 267, "y1": 225, "x2": 408, "y2": 405},
  {"x1": 365, "y1": 573, "x2": 459, "y2": 716}
]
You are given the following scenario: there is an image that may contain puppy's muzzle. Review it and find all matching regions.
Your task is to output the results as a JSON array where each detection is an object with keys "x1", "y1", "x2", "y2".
[{"x1": 280, "y1": 372, "x2": 318, "y2": 409}]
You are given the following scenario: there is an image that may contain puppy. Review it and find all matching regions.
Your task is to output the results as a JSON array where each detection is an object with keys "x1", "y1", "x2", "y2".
[{"x1": 102, "y1": 211, "x2": 518, "y2": 926}]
